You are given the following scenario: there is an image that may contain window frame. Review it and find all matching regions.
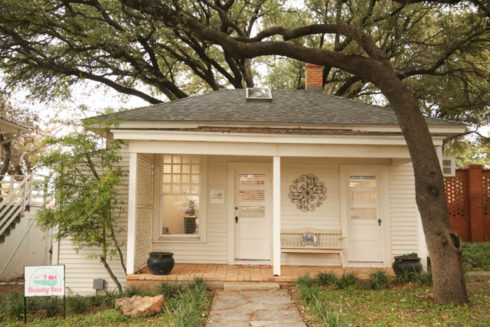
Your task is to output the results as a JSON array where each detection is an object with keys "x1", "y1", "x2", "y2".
[{"x1": 152, "y1": 154, "x2": 207, "y2": 243}]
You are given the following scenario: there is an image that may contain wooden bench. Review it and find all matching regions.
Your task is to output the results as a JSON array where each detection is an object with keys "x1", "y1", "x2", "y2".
[{"x1": 280, "y1": 229, "x2": 345, "y2": 267}]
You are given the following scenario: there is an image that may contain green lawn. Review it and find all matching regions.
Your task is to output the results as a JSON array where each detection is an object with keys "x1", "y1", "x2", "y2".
[
  {"x1": 0, "y1": 279, "x2": 212, "y2": 327},
  {"x1": 296, "y1": 275, "x2": 490, "y2": 327}
]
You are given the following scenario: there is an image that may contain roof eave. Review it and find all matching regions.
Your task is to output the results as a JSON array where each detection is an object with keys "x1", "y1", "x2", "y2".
[{"x1": 94, "y1": 119, "x2": 465, "y2": 136}]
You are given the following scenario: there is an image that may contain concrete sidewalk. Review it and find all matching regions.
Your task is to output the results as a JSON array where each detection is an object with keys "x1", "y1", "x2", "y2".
[{"x1": 206, "y1": 288, "x2": 306, "y2": 327}]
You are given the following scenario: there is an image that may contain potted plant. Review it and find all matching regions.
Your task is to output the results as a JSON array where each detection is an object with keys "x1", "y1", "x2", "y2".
[{"x1": 392, "y1": 252, "x2": 422, "y2": 276}]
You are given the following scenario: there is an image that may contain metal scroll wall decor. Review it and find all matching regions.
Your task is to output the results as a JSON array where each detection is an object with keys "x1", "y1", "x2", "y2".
[{"x1": 289, "y1": 174, "x2": 327, "y2": 212}]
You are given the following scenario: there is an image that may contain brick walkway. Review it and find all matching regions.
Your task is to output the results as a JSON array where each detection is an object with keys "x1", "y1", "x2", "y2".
[{"x1": 128, "y1": 264, "x2": 393, "y2": 283}]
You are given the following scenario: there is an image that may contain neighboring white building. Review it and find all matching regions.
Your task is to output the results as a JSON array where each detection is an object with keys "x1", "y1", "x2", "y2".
[
  {"x1": 0, "y1": 118, "x2": 50, "y2": 281},
  {"x1": 54, "y1": 64, "x2": 465, "y2": 295}
]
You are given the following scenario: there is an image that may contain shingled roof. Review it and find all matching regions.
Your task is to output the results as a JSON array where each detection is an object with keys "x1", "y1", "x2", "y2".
[{"x1": 100, "y1": 89, "x2": 462, "y2": 126}]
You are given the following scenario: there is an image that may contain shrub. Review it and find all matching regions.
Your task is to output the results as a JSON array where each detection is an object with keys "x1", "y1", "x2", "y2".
[
  {"x1": 316, "y1": 272, "x2": 338, "y2": 287},
  {"x1": 296, "y1": 275, "x2": 347, "y2": 326},
  {"x1": 0, "y1": 291, "x2": 24, "y2": 320},
  {"x1": 189, "y1": 277, "x2": 207, "y2": 293},
  {"x1": 462, "y1": 242, "x2": 490, "y2": 271},
  {"x1": 335, "y1": 273, "x2": 358, "y2": 289},
  {"x1": 395, "y1": 269, "x2": 433, "y2": 286},
  {"x1": 88, "y1": 295, "x2": 107, "y2": 308},
  {"x1": 160, "y1": 281, "x2": 186, "y2": 300},
  {"x1": 100, "y1": 291, "x2": 120, "y2": 307},
  {"x1": 163, "y1": 279, "x2": 210, "y2": 327},
  {"x1": 296, "y1": 274, "x2": 320, "y2": 304},
  {"x1": 311, "y1": 295, "x2": 347, "y2": 327},
  {"x1": 67, "y1": 295, "x2": 91, "y2": 314},
  {"x1": 369, "y1": 271, "x2": 388, "y2": 289},
  {"x1": 415, "y1": 271, "x2": 433, "y2": 286},
  {"x1": 395, "y1": 271, "x2": 417, "y2": 284},
  {"x1": 296, "y1": 274, "x2": 316, "y2": 288},
  {"x1": 44, "y1": 297, "x2": 61, "y2": 318}
]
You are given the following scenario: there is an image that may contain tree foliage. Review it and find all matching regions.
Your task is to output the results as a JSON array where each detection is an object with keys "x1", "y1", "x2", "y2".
[
  {"x1": 0, "y1": 0, "x2": 283, "y2": 102},
  {"x1": 0, "y1": 93, "x2": 43, "y2": 178},
  {"x1": 445, "y1": 136, "x2": 490, "y2": 168},
  {"x1": 37, "y1": 127, "x2": 126, "y2": 292},
  {"x1": 0, "y1": 0, "x2": 487, "y2": 127}
]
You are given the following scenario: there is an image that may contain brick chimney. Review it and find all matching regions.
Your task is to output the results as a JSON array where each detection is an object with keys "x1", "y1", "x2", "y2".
[{"x1": 305, "y1": 63, "x2": 323, "y2": 92}]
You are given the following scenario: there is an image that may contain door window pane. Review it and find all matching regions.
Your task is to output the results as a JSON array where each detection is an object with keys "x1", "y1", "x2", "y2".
[
  {"x1": 239, "y1": 174, "x2": 265, "y2": 186},
  {"x1": 350, "y1": 208, "x2": 376, "y2": 219},
  {"x1": 239, "y1": 189, "x2": 265, "y2": 202},
  {"x1": 239, "y1": 206, "x2": 265, "y2": 218},
  {"x1": 349, "y1": 176, "x2": 376, "y2": 188},
  {"x1": 351, "y1": 191, "x2": 376, "y2": 204}
]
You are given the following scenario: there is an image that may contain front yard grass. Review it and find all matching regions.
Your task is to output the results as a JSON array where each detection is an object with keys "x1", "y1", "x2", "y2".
[
  {"x1": 296, "y1": 274, "x2": 490, "y2": 327},
  {"x1": 0, "y1": 278, "x2": 212, "y2": 327}
]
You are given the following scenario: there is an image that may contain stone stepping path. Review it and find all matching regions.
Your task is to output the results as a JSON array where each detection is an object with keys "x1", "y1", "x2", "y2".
[{"x1": 206, "y1": 289, "x2": 306, "y2": 327}]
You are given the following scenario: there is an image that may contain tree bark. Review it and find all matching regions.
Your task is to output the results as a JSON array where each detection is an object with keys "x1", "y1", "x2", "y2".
[
  {"x1": 101, "y1": 227, "x2": 123, "y2": 293},
  {"x1": 100, "y1": 256, "x2": 123, "y2": 293},
  {"x1": 109, "y1": 222, "x2": 127, "y2": 274},
  {"x1": 373, "y1": 66, "x2": 468, "y2": 304}
]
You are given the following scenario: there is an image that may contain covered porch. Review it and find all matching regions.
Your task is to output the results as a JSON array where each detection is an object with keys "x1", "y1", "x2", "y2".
[{"x1": 121, "y1": 131, "x2": 432, "y2": 280}]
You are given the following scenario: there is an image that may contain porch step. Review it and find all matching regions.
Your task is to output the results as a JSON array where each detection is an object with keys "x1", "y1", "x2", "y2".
[{"x1": 223, "y1": 282, "x2": 280, "y2": 291}]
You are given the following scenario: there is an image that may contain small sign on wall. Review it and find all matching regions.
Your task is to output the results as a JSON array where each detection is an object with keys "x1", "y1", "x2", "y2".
[
  {"x1": 25, "y1": 265, "x2": 65, "y2": 297},
  {"x1": 210, "y1": 189, "x2": 225, "y2": 204}
]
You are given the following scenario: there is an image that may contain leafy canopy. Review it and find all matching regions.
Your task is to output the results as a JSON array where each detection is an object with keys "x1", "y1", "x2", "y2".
[
  {"x1": 0, "y1": 0, "x2": 487, "y2": 127},
  {"x1": 37, "y1": 129, "x2": 123, "y2": 254}
]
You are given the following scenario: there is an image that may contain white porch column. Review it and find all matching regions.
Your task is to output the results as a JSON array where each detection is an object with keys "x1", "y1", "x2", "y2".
[
  {"x1": 273, "y1": 156, "x2": 281, "y2": 276},
  {"x1": 126, "y1": 152, "x2": 138, "y2": 275}
]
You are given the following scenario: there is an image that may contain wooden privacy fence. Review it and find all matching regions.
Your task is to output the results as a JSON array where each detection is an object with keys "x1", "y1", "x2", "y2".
[{"x1": 444, "y1": 165, "x2": 490, "y2": 242}]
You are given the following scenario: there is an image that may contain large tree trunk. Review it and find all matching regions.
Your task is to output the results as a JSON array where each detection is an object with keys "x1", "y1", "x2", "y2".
[{"x1": 375, "y1": 65, "x2": 468, "y2": 304}]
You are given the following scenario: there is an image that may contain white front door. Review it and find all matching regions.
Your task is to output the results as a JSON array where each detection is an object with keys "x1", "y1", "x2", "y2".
[
  {"x1": 345, "y1": 169, "x2": 384, "y2": 263},
  {"x1": 234, "y1": 167, "x2": 272, "y2": 261}
]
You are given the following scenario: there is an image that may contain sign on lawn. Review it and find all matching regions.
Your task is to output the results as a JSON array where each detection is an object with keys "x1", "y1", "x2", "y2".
[{"x1": 24, "y1": 265, "x2": 65, "y2": 297}]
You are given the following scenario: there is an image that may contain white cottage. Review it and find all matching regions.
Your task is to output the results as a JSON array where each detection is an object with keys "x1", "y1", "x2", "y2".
[{"x1": 54, "y1": 65, "x2": 465, "y2": 295}]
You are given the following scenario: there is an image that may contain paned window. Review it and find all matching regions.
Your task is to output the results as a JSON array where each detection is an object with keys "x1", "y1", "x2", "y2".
[{"x1": 161, "y1": 155, "x2": 200, "y2": 235}]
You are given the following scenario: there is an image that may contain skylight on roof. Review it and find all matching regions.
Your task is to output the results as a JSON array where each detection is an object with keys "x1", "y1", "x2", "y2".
[{"x1": 246, "y1": 87, "x2": 272, "y2": 101}]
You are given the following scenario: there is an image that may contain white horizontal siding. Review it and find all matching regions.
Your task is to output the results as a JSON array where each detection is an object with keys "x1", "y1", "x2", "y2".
[
  {"x1": 55, "y1": 148, "x2": 129, "y2": 295},
  {"x1": 57, "y1": 239, "x2": 126, "y2": 296},
  {"x1": 389, "y1": 162, "x2": 418, "y2": 257}
]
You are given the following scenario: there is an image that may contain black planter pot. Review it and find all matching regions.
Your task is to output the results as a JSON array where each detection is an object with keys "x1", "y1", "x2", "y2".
[
  {"x1": 147, "y1": 252, "x2": 174, "y2": 275},
  {"x1": 392, "y1": 255, "x2": 422, "y2": 275}
]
